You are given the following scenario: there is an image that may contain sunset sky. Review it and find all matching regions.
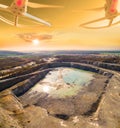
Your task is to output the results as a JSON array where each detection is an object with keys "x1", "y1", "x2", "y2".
[{"x1": 0, "y1": 0, "x2": 120, "y2": 51}]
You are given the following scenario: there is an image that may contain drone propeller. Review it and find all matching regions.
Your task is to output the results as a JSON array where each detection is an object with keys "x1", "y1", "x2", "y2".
[
  {"x1": 0, "y1": 15, "x2": 14, "y2": 26},
  {"x1": 23, "y1": 13, "x2": 51, "y2": 26},
  {"x1": 0, "y1": 4, "x2": 8, "y2": 9},
  {"x1": 0, "y1": 4, "x2": 10, "y2": 12},
  {"x1": 0, "y1": 8, "x2": 51, "y2": 27},
  {"x1": 85, "y1": 7, "x2": 104, "y2": 11},
  {"x1": 80, "y1": 12, "x2": 120, "y2": 29},
  {"x1": 0, "y1": 16, "x2": 46, "y2": 27},
  {"x1": 80, "y1": 17, "x2": 107, "y2": 27},
  {"x1": 80, "y1": 18, "x2": 120, "y2": 29},
  {"x1": 0, "y1": 15, "x2": 29, "y2": 27},
  {"x1": 80, "y1": 20, "x2": 120, "y2": 29},
  {"x1": 28, "y1": 2, "x2": 63, "y2": 8},
  {"x1": 0, "y1": 1, "x2": 63, "y2": 27},
  {"x1": 0, "y1": 2, "x2": 52, "y2": 27}
]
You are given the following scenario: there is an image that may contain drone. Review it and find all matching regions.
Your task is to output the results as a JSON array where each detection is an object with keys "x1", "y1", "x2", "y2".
[
  {"x1": 0, "y1": 0, "x2": 62, "y2": 27},
  {"x1": 80, "y1": 0, "x2": 120, "y2": 29}
]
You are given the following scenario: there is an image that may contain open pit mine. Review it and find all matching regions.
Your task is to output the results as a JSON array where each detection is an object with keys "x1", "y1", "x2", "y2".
[{"x1": 0, "y1": 54, "x2": 120, "y2": 128}]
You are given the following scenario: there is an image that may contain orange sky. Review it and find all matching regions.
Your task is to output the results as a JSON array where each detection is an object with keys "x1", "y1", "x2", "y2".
[{"x1": 0, "y1": 0, "x2": 120, "y2": 51}]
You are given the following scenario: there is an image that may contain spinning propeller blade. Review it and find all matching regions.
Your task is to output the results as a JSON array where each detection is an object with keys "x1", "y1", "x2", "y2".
[
  {"x1": 23, "y1": 13, "x2": 51, "y2": 26},
  {"x1": 0, "y1": 1, "x2": 56, "y2": 27},
  {"x1": 80, "y1": 17, "x2": 107, "y2": 27},
  {"x1": 0, "y1": 4, "x2": 8, "y2": 9},
  {"x1": 80, "y1": 20, "x2": 120, "y2": 29},
  {"x1": 28, "y1": 2, "x2": 63, "y2": 8},
  {"x1": 80, "y1": 12, "x2": 120, "y2": 29},
  {"x1": 0, "y1": 4, "x2": 9, "y2": 12},
  {"x1": 85, "y1": 7, "x2": 104, "y2": 11},
  {"x1": 0, "y1": 15, "x2": 14, "y2": 26}
]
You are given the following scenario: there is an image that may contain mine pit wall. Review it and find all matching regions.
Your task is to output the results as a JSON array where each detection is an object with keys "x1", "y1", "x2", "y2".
[
  {"x1": 11, "y1": 62, "x2": 114, "y2": 97},
  {"x1": 0, "y1": 73, "x2": 36, "y2": 92},
  {"x1": 82, "y1": 61, "x2": 120, "y2": 72},
  {"x1": 0, "y1": 63, "x2": 47, "y2": 80},
  {"x1": 12, "y1": 69, "x2": 52, "y2": 97},
  {"x1": 47, "y1": 62, "x2": 113, "y2": 78},
  {"x1": 56, "y1": 56, "x2": 120, "y2": 72},
  {"x1": 0, "y1": 69, "x2": 51, "y2": 92}
]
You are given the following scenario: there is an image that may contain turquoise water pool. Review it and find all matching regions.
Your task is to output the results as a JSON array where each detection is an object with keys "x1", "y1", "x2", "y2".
[{"x1": 30, "y1": 68, "x2": 94, "y2": 98}]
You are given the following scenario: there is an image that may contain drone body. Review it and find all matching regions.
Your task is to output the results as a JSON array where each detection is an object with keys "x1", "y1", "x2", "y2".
[
  {"x1": 10, "y1": 0, "x2": 28, "y2": 16},
  {"x1": 8, "y1": 0, "x2": 29, "y2": 26},
  {"x1": 80, "y1": 0, "x2": 120, "y2": 29},
  {"x1": 105, "y1": 0, "x2": 118, "y2": 18}
]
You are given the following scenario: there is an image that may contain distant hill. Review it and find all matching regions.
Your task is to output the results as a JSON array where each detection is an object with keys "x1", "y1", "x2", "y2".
[
  {"x1": 0, "y1": 51, "x2": 26, "y2": 57},
  {"x1": 0, "y1": 50, "x2": 120, "y2": 57},
  {"x1": 31, "y1": 50, "x2": 120, "y2": 56}
]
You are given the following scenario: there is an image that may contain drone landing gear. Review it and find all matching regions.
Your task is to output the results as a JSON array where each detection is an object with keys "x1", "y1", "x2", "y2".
[{"x1": 14, "y1": 15, "x2": 18, "y2": 26}]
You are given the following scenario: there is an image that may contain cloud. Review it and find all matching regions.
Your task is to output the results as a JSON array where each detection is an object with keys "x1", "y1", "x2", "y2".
[{"x1": 17, "y1": 33, "x2": 53, "y2": 42}]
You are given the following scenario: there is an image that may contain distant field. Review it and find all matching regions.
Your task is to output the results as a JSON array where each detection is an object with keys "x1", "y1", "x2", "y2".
[
  {"x1": 100, "y1": 51, "x2": 120, "y2": 56},
  {"x1": 0, "y1": 56, "x2": 44, "y2": 70},
  {"x1": 0, "y1": 51, "x2": 26, "y2": 57},
  {"x1": 0, "y1": 57, "x2": 31, "y2": 70}
]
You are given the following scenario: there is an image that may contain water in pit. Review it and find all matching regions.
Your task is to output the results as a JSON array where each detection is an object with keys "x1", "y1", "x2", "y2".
[{"x1": 29, "y1": 68, "x2": 94, "y2": 98}]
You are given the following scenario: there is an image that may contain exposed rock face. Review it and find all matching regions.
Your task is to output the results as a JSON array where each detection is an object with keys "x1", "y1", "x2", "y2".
[
  {"x1": 0, "y1": 90, "x2": 24, "y2": 114},
  {"x1": 0, "y1": 69, "x2": 51, "y2": 93},
  {"x1": 56, "y1": 55, "x2": 120, "y2": 72},
  {"x1": 0, "y1": 106, "x2": 22, "y2": 128},
  {"x1": 0, "y1": 90, "x2": 23, "y2": 128}
]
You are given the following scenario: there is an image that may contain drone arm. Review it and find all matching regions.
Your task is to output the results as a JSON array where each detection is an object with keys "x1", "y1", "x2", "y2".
[{"x1": 23, "y1": 13, "x2": 51, "y2": 26}]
